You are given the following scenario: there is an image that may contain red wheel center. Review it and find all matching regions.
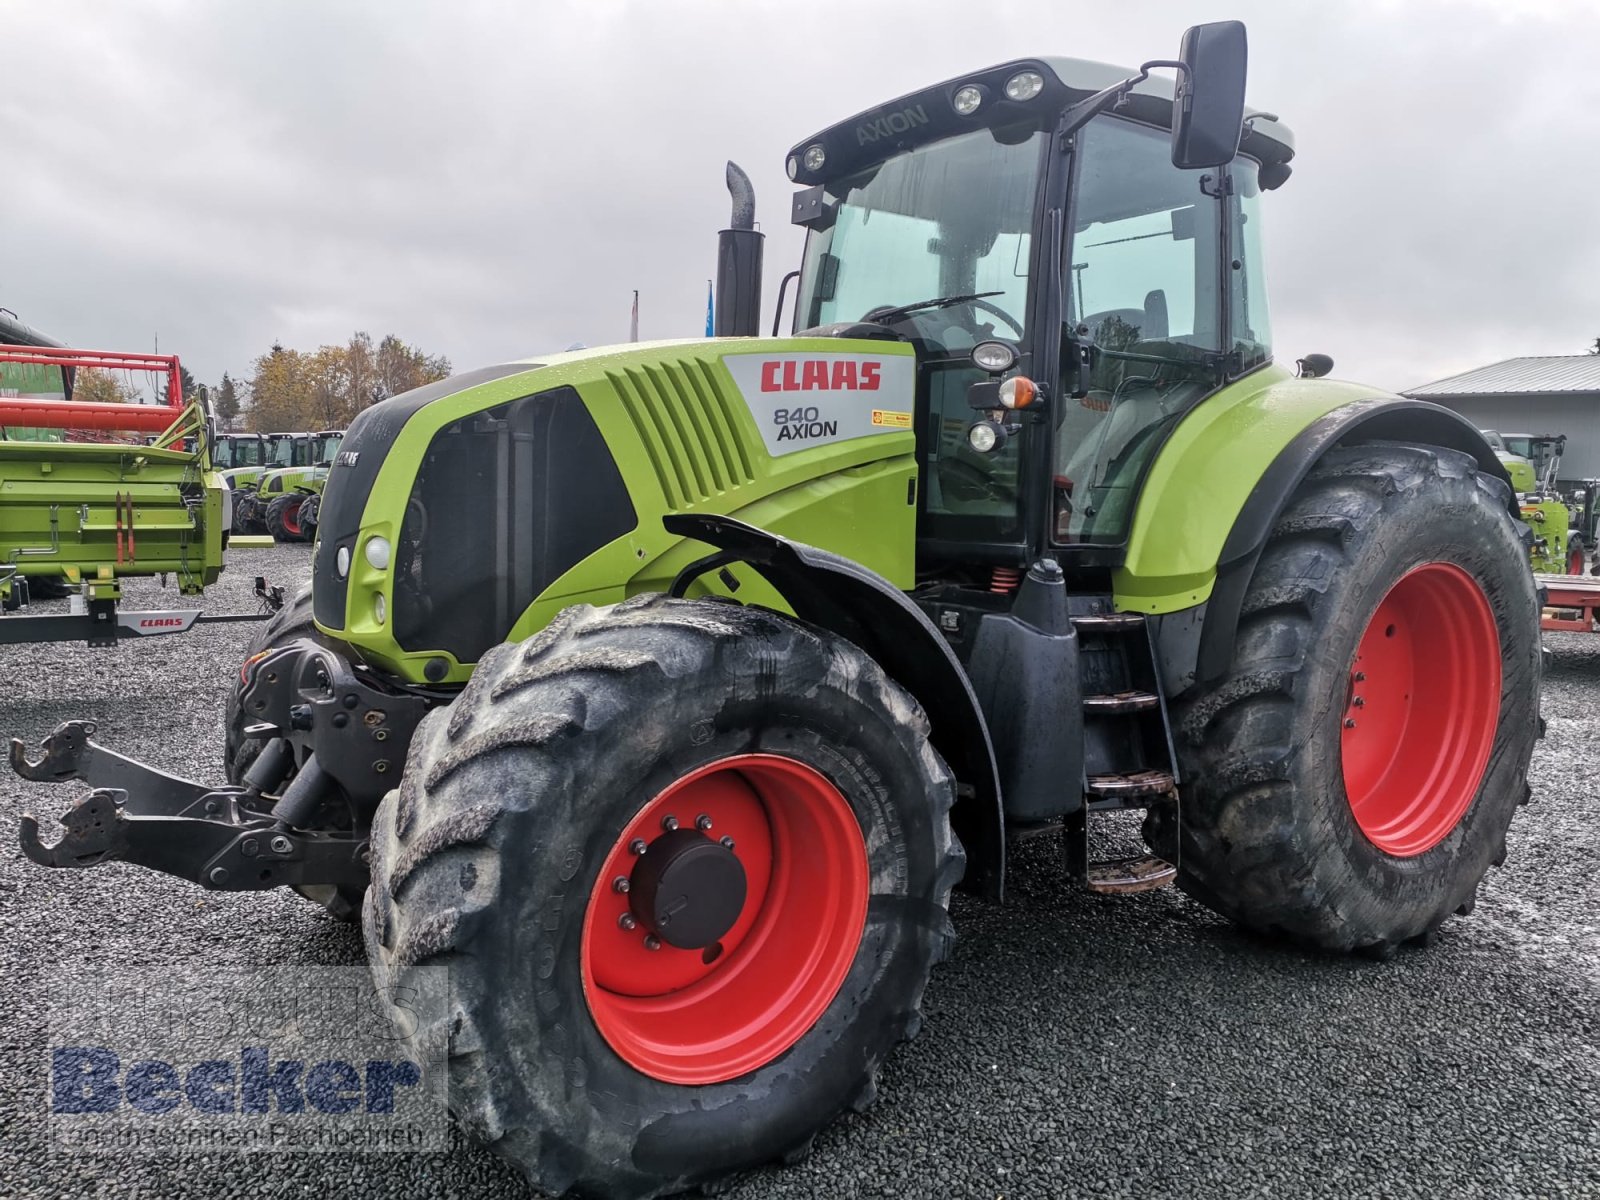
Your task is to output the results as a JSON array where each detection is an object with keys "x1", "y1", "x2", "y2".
[
  {"x1": 581, "y1": 754, "x2": 869, "y2": 1085},
  {"x1": 283, "y1": 505, "x2": 301, "y2": 535},
  {"x1": 1340, "y1": 563, "x2": 1500, "y2": 857}
]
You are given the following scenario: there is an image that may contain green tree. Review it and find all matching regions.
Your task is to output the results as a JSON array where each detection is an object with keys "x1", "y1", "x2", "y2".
[{"x1": 214, "y1": 372, "x2": 241, "y2": 427}]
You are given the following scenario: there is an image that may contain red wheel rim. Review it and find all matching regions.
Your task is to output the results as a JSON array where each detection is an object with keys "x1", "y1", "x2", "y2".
[
  {"x1": 1340, "y1": 563, "x2": 1500, "y2": 857},
  {"x1": 283, "y1": 504, "x2": 301, "y2": 536},
  {"x1": 580, "y1": 754, "x2": 869, "y2": 1085},
  {"x1": 1569, "y1": 546, "x2": 1584, "y2": 575}
]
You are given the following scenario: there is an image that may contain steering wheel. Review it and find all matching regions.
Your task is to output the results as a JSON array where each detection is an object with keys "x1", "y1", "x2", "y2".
[
  {"x1": 861, "y1": 296, "x2": 1025, "y2": 339},
  {"x1": 961, "y1": 298, "x2": 1025, "y2": 338}
]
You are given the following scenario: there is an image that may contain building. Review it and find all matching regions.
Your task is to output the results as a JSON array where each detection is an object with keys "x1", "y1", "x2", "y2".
[{"x1": 1405, "y1": 356, "x2": 1600, "y2": 482}]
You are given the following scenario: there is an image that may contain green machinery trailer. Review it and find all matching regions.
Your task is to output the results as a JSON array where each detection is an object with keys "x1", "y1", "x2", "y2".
[
  {"x1": 14, "y1": 24, "x2": 1542, "y2": 1199},
  {"x1": 0, "y1": 343, "x2": 248, "y2": 643}
]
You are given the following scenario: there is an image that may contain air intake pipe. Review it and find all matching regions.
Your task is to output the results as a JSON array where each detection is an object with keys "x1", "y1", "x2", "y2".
[{"x1": 714, "y1": 162, "x2": 764, "y2": 337}]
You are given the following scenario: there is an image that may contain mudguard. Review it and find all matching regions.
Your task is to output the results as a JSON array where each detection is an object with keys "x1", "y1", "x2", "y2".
[
  {"x1": 663, "y1": 512, "x2": 1005, "y2": 899},
  {"x1": 1117, "y1": 370, "x2": 1511, "y2": 692}
]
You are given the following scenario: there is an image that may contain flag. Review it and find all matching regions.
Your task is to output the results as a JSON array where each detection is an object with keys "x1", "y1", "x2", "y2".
[
  {"x1": 630, "y1": 290, "x2": 639, "y2": 343},
  {"x1": 705, "y1": 280, "x2": 715, "y2": 337}
]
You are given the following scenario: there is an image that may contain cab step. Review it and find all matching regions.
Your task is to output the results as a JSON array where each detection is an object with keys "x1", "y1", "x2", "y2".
[
  {"x1": 1086, "y1": 854, "x2": 1177, "y2": 895},
  {"x1": 1083, "y1": 690, "x2": 1160, "y2": 714},
  {"x1": 1070, "y1": 611, "x2": 1146, "y2": 632},
  {"x1": 1086, "y1": 769, "x2": 1175, "y2": 799}
]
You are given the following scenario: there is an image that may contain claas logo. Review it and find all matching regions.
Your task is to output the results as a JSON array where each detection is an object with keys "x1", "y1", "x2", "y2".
[{"x1": 760, "y1": 360, "x2": 882, "y2": 393}]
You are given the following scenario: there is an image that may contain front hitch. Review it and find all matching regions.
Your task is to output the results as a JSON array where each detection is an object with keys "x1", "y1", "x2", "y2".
[{"x1": 12, "y1": 722, "x2": 371, "y2": 892}]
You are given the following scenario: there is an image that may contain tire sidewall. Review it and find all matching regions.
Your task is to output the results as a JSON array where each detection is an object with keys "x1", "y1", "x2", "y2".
[
  {"x1": 446, "y1": 623, "x2": 952, "y2": 1184},
  {"x1": 1290, "y1": 473, "x2": 1537, "y2": 917}
]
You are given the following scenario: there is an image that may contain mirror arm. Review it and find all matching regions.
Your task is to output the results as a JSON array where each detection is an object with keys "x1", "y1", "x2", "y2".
[{"x1": 1058, "y1": 61, "x2": 1192, "y2": 144}]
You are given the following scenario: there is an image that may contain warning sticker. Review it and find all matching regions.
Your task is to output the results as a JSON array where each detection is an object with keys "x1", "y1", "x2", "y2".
[{"x1": 722, "y1": 352, "x2": 917, "y2": 457}]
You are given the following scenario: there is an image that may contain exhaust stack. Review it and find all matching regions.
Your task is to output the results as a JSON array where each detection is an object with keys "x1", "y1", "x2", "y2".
[{"x1": 714, "y1": 162, "x2": 764, "y2": 337}]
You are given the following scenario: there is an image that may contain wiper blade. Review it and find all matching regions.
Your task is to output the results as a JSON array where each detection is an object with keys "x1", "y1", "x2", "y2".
[{"x1": 865, "y1": 291, "x2": 1005, "y2": 325}]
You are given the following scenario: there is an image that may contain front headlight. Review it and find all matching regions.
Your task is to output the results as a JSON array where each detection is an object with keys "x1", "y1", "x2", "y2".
[
  {"x1": 364, "y1": 536, "x2": 391, "y2": 571},
  {"x1": 373, "y1": 592, "x2": 386, "y2": 625}
]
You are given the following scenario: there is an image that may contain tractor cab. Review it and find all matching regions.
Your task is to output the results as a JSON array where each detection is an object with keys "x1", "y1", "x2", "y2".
[
  {"x1": 786, "y1": 42, "x2": 1293, "y2": 567},
  {"x1": 214, "y1": 432, "x2": 266, "y2": 471}
]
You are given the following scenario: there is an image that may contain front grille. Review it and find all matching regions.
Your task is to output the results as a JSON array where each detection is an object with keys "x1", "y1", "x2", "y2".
[{"x1": 607, "y1": 358, "x2": 753, "y2": 508}]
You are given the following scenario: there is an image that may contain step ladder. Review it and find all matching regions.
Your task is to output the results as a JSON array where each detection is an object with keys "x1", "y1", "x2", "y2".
[{"x1": 1066, "y1": 608, "x2": 1180, "y2": 895}]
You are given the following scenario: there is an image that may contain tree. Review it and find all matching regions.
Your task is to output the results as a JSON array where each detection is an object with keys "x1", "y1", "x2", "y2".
[
  {"x1": 243, "y1": 333, "x2": 450, "y2": 430},
  {"x1": 179, "y1": 364, "x2": 199, "y2": 399},
  {"x1": 214, "y1": 372, "x2": 241, "y2": 427},
  {"x1": 1588, "y1": 337, "x2": 1600, "y2": 356},
  {"x1": 72, "y1": 367, "x2": 140, "y2": 405}
]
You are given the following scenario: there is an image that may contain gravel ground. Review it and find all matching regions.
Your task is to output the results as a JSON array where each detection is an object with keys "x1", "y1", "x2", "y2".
[{"x1": 1, "y1": 544, "x2": 1596, "y2": 1198}]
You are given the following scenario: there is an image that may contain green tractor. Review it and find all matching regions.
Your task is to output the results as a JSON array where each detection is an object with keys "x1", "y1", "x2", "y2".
[
  {"x1": 1485, "y1": 429, "x2": 1584, "y2": 573},
  {"x1": 254, "y1": 430, "x2": 343, "y2": 543},
  {"x1": 229, "y1": 430, "x2": 340, "y2": 536},
  {"x1": 14, "y1": 24, "x2": 1540, "y2": 1199}
]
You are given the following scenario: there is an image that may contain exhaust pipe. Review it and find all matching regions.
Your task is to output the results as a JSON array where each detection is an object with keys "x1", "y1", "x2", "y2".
[{"x1": 714, "y1": 162, "x2": 764, "y2": 337}]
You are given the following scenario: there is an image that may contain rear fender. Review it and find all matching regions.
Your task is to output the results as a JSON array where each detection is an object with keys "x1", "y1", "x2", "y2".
[
  {"x1": 663, "y1": 512, "x2": 1004, "y2": 899},
  {"x1": 1137, "y1": 392, "x2": 1513, "y2": 692}
]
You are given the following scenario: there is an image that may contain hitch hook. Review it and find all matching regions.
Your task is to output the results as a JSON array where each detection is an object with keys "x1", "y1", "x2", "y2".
[{"x1": 9, "y1": 720, "x2": 98, "y2": 783}]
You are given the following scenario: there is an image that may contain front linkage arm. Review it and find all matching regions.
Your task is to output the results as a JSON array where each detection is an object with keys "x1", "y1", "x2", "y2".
[
  {"x1": 14, "y1": 719, "x2": 369, "y2": 891},
  {"x1": 10, "y1": 634, "x2": 426, "y2": 894}
]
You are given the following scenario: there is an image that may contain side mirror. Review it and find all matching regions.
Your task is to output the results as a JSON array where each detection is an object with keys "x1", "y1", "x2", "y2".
[{"x1": 1171, "y1": 21, "x2": 1248, "y2": 169}]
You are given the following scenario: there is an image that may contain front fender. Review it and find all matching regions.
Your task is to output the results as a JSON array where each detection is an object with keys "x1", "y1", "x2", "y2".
[{"x1": 663, "y1": 512, "x2": 1005, "y2": 899}]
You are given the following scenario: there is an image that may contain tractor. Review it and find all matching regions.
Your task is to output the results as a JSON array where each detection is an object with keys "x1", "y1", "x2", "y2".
[
  {"x1": 254, "y1": 429, "x2": 344, "y2": 542},
  {"x1": 228, "y1": 430, "x2": 341, "y2": 536},
  {"x1": 13, "y1": 23, "x2": 1540, "y2": 1200},
  {"x1": 1485, "y1": 429, "x2": 1585, "y2": 573}
]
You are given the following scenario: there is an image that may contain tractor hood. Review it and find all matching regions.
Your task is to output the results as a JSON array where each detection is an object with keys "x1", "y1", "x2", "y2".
[{"x1": 311, "y1": 337, "x2": 920, "y2": 681}]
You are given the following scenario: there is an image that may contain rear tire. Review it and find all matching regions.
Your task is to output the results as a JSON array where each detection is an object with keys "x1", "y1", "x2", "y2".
[
  {"x1": 365, "y1": 595, "x2": 962, "y2": 1199},
  {"x1": 1568, "y1": 536, "x2": 1585, "y2": 575},
  {"x1": 1161, "y1": 443, "x2": 1540, "y2": 955},
  {"x1": 224, "y1": 583, "x2": 362, "y2": 920},
  {"x1": 264, "y1": 493, "x2": 308, "y2": 543}
]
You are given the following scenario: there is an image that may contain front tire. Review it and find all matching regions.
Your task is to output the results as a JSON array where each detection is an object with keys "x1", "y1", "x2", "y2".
[
  {"x1": 1164, "y1": 443, "x2": 1540, "y2": 955},
  {"x1": 264, "y1": 493, "x2": 308, "y2": 543},
  {"x1": 365, "y1": 596, "x2": 962, "y2": 1199}
]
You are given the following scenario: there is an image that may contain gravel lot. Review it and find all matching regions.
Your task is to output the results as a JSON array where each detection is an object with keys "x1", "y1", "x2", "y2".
[{"x1": 2, "y1": 544, "x2": 1596, "y2": 1198}]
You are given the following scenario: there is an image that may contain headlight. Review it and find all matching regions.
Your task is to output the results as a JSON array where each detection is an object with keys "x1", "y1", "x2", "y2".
[
  {"x1": 967, "y1": 422, "x2": 1000, "y2": 453},
  {"x1": 972, "y1": 341, "x2": 1017, "y2": 374},
  {"x1": 335, "y1": 546, "x2": 351, "y2": 578},
  {"x1": 803, "y1": 144, "x2": 826, "y2": 172},
  {"x1": 364, "y1": 536, "x2": 391, "y2": 570},
  {"x1": 786, "y1": 155, "x2": 800, "y2": 181},
  {"x1": 373, "y1": 592, "x2": 386, "y2": 625},
  {"x1": 1004, "y1": 71, "x2": 1044, "y2": 102},
  {"x1": 953, "y1": 85, "x2": 983, "y2": 116}
]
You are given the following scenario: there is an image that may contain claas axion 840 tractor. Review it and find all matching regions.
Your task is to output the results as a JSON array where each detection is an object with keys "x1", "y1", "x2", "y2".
[{"x1": 15, "y1": 23, "x2": 1540, "y2": 1199}]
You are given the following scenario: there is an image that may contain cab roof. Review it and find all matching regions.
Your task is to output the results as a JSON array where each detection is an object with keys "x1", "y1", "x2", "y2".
[{"x1": 786, "y1": 56, "x2": 1294, "y2": 190}]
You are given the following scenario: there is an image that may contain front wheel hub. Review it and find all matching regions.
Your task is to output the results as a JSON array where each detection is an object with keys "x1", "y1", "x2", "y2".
[{"x1": 628, "y1": 827, "x2": 747, "y2": 949}]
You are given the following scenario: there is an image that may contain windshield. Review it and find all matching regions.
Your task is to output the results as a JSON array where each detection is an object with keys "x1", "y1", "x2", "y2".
[
  {"x1": 267, "y1": 436, "x2": 297, "y2": 467},
  {"x1": 798, "y1": 125, "x2": 1046, "y2": 355},
  {"x1": 219, "y1": 437, "x2": 263, "y2": 469},
  {"x1": 313, "y1": 434, "x2": 342, "y2": 465}
]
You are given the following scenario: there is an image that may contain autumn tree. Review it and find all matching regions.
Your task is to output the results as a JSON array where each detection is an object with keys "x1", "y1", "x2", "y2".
[
  {"x1": 72, "y1": 367, "x2": 141, "y2": 405},
  {"x1": 244, "y1": 333, "x2": 449, "y2": 431}
]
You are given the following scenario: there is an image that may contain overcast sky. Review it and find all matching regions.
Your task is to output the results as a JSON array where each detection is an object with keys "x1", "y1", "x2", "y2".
[{"x1": 4, "y1": 0, "x2": 1598, "y2": 394}]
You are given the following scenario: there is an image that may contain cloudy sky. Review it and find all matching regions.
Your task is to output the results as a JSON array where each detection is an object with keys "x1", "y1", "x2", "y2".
[{"x1": 4, "y1": 0, "x2": 1598, "y2": 394}]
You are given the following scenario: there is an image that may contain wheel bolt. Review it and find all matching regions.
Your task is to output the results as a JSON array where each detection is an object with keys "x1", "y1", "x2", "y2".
[
  {"x1": 612, "y1": 876, "x2": 630, "y2": 894},
  {"x1": 629, "y1": 838, "x2": 647, "y2": 856},
  {"x1": 696, "y1": 814, "x2": 713, "y2": 831},
  {"x1": 1344, "y1": 718, "x2": 1357, "y2": 729},
  {"x1": 643, "y1": 934, "x2": 661, "y2": 951},
  {"x1": 720, "y1": 835, "x2": 735, "y2": 850},
  {"x1": 661, "y1": 815, "x2": 679, "y2": 832},
  {"x1": 1354, "y1": 697, "x2": 1366, "y2": 708},
  {"x1": 618, "y1": 913, "x2": 637, "y2": 931},
  {"x1": 1354, "y1": 672, "x2": 1366, "y2": 682}
]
